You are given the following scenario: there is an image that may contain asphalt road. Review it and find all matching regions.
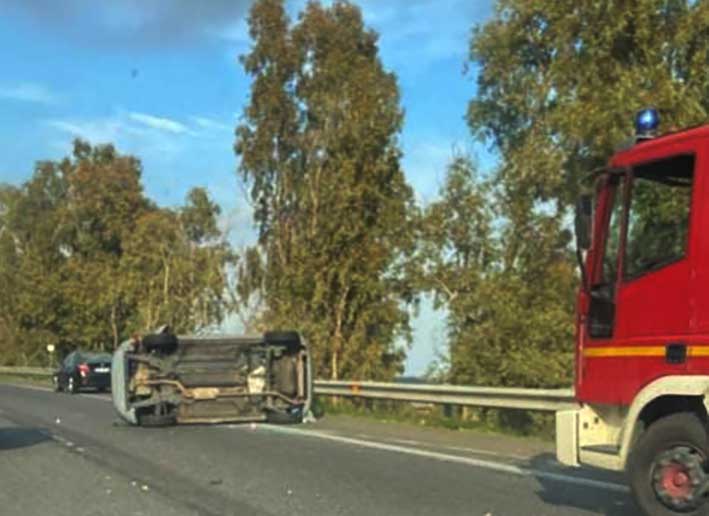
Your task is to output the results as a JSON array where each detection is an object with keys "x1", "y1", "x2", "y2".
[{"x1": 0, "y1": 383, "x2": 642, "y2": 516}]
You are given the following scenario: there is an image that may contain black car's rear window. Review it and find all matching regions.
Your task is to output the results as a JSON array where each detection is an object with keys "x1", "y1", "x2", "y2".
[{"x1": 83, "y1": 353, "x2": 112, "y2": 364}]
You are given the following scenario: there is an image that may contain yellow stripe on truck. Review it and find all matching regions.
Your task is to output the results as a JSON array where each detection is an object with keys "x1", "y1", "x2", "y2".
[
  {"x1": 583, "y1": 346, "x2": 665, "y2": 358},
  {"x1": 583, "y1": 345, "x2": 709, "y2": 358}
]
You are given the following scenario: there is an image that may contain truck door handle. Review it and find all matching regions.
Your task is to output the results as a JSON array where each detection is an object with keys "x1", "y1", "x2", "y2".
[{"x1": 666, "y1": 343, "x2": 687, "y2": 364}]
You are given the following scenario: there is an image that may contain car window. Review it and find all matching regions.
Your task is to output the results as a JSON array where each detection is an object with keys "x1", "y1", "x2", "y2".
[
  {"x1": 86, "y1": 353, "x2": 112, "y2": 363},
  {"x1": 63, "y1": 353, "x2": 75, "y2": 368}
]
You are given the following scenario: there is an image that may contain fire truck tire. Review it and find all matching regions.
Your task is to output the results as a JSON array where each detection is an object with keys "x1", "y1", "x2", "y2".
[{"x1": 628, "y1": 412, "x2": 709, "y2": 516}]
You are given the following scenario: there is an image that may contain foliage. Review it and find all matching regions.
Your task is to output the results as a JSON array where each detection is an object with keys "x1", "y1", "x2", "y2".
[
  {"x1": 421, "y1": 156, "x2": 574, "y2": 388},
  {"x1": 469, "y1": 0, "x2": 709, "y2": 207},
  {"x1": 314, "y1": 396, "x2": 555, "y2": 439},
  {"x1": 236, "y1": 0, "x2": 418, "y2": 380},
  {"x1": 439, "y1": 0, "x2": 709, "y2": 387},
  {"x1": 0, "y1": 140, "x2": 231, "y2": 364}
]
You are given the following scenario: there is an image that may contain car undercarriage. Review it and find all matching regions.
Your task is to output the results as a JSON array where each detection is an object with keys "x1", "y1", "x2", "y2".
[{"x1": 111, "y1": 329, "x2": 312, "y2": 426}]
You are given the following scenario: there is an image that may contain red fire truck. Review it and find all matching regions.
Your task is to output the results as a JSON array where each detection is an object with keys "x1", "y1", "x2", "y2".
[{"x1": 556, "y1": 109, "x2": 709, "y2": 515}]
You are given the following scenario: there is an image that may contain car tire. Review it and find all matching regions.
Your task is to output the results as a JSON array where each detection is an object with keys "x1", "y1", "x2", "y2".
[
  {"x1": 627, "y1": 412, "x2": 709, "y2": 516},
  {"x1": 263, "y1": 331, "x2": 301, "y2": 354},
  {"x1": 265, "y1": 408, "x2": 302, "y2": 425},
  {"x1": 138, "y1": 413, "x2": 177, "y2": 428},
  {"x1": 142, "y1": 333, "x2": 178, "y2": 354},
  {"x1": 67, "y1": 376, "x2": 78, "y2": 394}
]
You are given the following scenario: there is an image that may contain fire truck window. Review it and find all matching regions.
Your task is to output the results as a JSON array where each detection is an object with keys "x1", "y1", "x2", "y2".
[
  {"x1": 624, "y1": 155, "x2": 694, "y2": 280},
  {"x1": 601, "y1": 179, "x2": 624, "y2": 285}
]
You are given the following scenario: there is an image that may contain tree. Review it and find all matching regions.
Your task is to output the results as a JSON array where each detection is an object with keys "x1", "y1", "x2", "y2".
[
  {"x1": 56, "y1": 142, "x2": 148, "y2": 349},
  {"x1": 445, "y1": 0, "x2": 709, "y2": 387},
  {"x1": 422, "y1": 156, "x2": 575, "y2": 388},
  {"x1": 236, "y1": 0, "x2": 417, "y2": 380},
  {"x1": 0, "y1": 140, "x2": 232, "y2": 363},
  {"x1": 181, "y1": 187, "x2": 221, "y2": 244},
  {"x1": 468, "y1": 0, "x2": 709, "y2": 207}
]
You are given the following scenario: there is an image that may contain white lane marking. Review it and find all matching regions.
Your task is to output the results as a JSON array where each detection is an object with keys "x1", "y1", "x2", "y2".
[
  {"x1": 4, "y1": 383, "x2": 112, "y2": 402},
  {"x1": 4, "y1": 383, "x2": 53, "y2": 393},
  {"x1": 80, "y1": 393, "x2": 112, "y2": 402},
  {"x1": 388, "y1": 438, "x2": 421, "y2": 446},
  {"x1": 254, "y1": 425, "x2": 629, "y2": 494},
  {"x1": 385, "y1": 438, "x2": 528, "y2": 461},
  {"x1": 311, "y1": 433, "x2": 528, "y2": 461},
  {"x1": 436, "y1": 444, "x2": 529, "y2": 461}
]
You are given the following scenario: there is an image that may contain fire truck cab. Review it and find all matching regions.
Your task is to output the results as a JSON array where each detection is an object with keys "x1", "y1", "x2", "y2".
[{"x1": 557, "y1": 110, "x2": 709, "y2": 515}]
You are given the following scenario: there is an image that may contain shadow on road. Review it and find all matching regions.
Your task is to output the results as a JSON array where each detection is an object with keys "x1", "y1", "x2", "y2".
[
  {"x1": 529, "y1": 453, "x2": 642, "y2": 516},
  {"x1": 0, "y1": 427, "x2": 51, "y2": 451}
]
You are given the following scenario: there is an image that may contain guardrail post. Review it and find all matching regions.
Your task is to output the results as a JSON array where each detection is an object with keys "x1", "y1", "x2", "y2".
[{"x1": 443, "y1": 403, "x2": 454, "y2": 418}]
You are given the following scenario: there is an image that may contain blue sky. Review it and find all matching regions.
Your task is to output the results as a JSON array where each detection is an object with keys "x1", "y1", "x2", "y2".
[{"x1": 0, "y1": 0, "x2": 496, "y2": 375}]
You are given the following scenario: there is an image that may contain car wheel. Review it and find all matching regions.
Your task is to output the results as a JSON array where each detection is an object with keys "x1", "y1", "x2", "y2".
[
  {"x1": 264, "y1": 331, "x2": 300, "y2": 346},
  {"x1": 138, "y1": 412, "x2": 177, "y2": 428},
  {"x1": 142, "y1": 333, "x2": 178, "y2": 354},
  {"x1": 265, "y1": 407, "x2": 303, "y2": 425},
  {"x1": 627, "y1": 412, "x2": 709, "y2": 516},
  {"x1": 67, "y1": 376, "x2": 78, "y2": 394}
]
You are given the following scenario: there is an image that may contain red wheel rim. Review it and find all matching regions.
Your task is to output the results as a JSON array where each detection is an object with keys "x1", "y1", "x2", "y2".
[
  {"x1": 658, "y1": 462, "x2": 692, "y2": 500},
  {"x1": 651, "y1": 446, "x2": 707, "y2": 511}
]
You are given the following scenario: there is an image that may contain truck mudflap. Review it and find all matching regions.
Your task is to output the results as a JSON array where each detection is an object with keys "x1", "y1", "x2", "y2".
[
  {"x1": 555, "y1": 409, "x2": 579, "y2": 467},
  {"x1": 111, "y1": 329, "x2": 312, "y2": 426}
]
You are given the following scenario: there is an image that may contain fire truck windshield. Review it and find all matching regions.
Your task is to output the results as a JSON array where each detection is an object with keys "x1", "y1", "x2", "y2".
[{"x1": 624, "y1": 154, "x2": 693, "y2": 279}]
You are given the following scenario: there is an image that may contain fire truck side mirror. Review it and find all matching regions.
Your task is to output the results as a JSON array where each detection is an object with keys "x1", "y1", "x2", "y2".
[{"x1": 575, "y1": 194, "x2": 592, "y2": 251}]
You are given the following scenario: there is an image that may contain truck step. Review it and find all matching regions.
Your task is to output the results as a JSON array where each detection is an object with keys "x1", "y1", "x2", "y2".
[{"x1": 581, "y1": 444, "x2": 619, "y2": 455}]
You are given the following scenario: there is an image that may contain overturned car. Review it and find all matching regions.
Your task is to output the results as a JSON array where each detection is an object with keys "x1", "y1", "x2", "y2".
[{"x1": 111, "y1": 328, "x2": 312, "y2": 426}]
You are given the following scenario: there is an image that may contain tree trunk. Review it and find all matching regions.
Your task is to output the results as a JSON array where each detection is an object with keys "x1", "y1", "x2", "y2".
[
  {"x1": 162, "y1": 256, "x2": 171, "y2": 326},
  {"x1": 330, "y1": 285, "x2": 349, "y2": 380},
  {"x1": 330, "y1": 349, "x2": 339, "y2": 381},
  {"x1": 110, "y1": 303, "x2": 118, "y2": 350}
]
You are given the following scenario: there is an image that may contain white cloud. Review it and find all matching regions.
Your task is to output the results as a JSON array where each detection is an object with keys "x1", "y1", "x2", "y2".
[
  {"x1": 191, "y1": 116, "x2": 232, "y2": 133},
  {"x1": 45, "y1": 112, "x2": 191, "y2": 159},
  {"x1": 128, "y1": 112, "x2": 190, "y2": 134},
  {"x1": 0, "y1": 82, "x2": 59, "y2": 105},
  {"x1": 45, "y1": 111, "x2": 235, "y2": 153},
  {"x1": 5, "y1": 0, "x2": 253, "y2": 49},
  {"x1": 46, "y1": 119, "x2": 129, "y2": 143},
  {"x1": 217, "y1": 17, "x2": 251, "y2": 45},
  {"x1": 402, "y1": 140, "x2": 457, "y2": 199}
]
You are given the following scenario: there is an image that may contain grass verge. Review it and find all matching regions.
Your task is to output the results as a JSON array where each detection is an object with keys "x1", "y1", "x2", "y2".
[
  {"x1": 0, "y1": 373, "x2": 53, "y2": 388},
  {"x1": 313, "y1": 396, "x2": 555, "y2": 441}
]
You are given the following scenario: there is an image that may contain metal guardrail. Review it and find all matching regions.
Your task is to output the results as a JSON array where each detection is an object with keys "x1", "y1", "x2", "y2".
[
  {"x1": 0, "y1": 366, "x2": 52, "y2": 377},
  {"x1": 0, "y1": 366, "x2": 577, "y2": 412},
  {"x1": 315, "y1": 381, "x2": 577, "y2": 412}
]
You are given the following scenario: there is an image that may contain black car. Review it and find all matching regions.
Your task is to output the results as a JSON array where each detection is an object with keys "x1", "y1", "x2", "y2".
[{"x1": 53, "y1": 351, "x2": 112, "y2": 394}]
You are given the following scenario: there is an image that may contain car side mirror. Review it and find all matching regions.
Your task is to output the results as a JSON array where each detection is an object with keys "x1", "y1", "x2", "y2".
[{"x1": 575, "y1": 194, "x2": 592, "y2": 251}]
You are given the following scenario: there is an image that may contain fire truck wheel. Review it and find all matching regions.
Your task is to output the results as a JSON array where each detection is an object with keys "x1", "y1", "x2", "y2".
[{"x1": 628, "y1": 412, "x2": 709, "y2": 516}]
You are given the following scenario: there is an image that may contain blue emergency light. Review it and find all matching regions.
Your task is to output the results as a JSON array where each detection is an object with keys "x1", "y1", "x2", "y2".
[{"x1": 635, "y1": 108, "x2": 660, "y2": 139}]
